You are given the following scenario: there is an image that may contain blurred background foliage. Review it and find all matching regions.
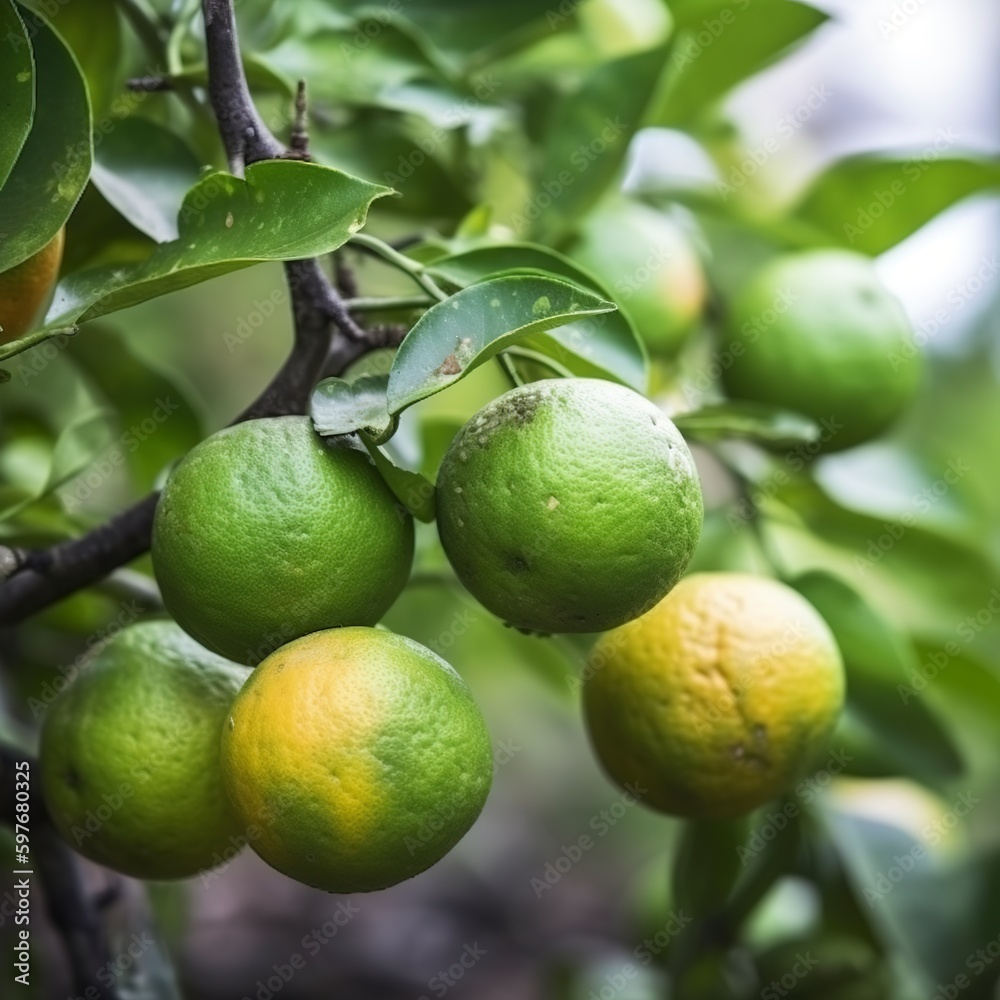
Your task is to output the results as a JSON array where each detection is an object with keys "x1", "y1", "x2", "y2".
[{"x1": 1, "y1": 0, "x2": 999, "y2": 997}]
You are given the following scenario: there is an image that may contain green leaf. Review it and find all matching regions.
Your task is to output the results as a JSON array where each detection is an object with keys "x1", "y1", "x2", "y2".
[
  {"x1": 792, "y1": 570, "x2": 963, "y2": 787},
  {"x1": 386, "y1": 275, "x2": 616, "y2": 413},
  {"x1": 361, "y1": 437, "x2": 436, "y2": 523},
  {"x1": 91, "y1": 117, "x2": 203, "y2": 243},
  {"x1": 658, "y1": 0, "x2": 828, "y2": 126},
  {"x1": 24, "y1": 0, "x2": 122, "y2": 115},
  {"x1": 0, "y1": 0, "x2": 33, "y2": 189},
  {"x1": 13, "y1": 161, "x2": 388, "y2": 351},
  {"x1": 0, "y1": 4, "x2": 91, "y2": 272},
  {"x1": 673, "y1": 401, "x2": 820, "y2": 446},
  {"x1": 426, "y1": 244, "x2": 648, "y2": 391},
  {"x1": 820, "y1": 807, "x2": 976, "y2": 992},
  {"x1": 790, "y1": 154, "x2": 1000, "y2": 255},
  {"x1": 311, "y1": 374, "x2": 397, "y2": 444},
  {"x1": 534, "y1": 44, "x2": 670, "y2": 240}
]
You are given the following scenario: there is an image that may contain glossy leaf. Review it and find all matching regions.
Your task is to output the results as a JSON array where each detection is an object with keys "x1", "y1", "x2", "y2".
[
  {"x1": 311, "y1": 374, "x2": 396, "y2": 444},
  {"x1": 426, "y1": 244, "x2": 647, "y2": 391},
  {"x1": 793, "y1": 570, "x2": 963, "y2": 787},
  {"x1": 658, "y1": 0, "x2": 828, "y2": 126},
  {"x1": 673, "y1": 401, "x2": 820, "y2": 446},
  {"x1": 791, "y1": 155, "x2": 1000, "y2": 255},
  {"x1": 0, "y1": 4, "x2": 92, "y2": 271},
  {"x1": 91, "y1": 118, "x2": 203, "y2": 243},
  {"x1": 19, "y1": 161, "x2": 388, "y2": 347},
  {"x1": 0, "y1": 0, "x2": 33, "y2": 189},
  {"x1": 25, "y1": 0, "x2": 122, "y2": 115},
  {"x1": 386, "y1": 275, "x2": 616, "y2": 413}
]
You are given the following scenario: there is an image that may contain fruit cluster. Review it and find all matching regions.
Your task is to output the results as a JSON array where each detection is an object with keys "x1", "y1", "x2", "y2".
[
  {"x1": 39, "y1": 372, "x2": 852, "y2": 892},
  {"x1": 36, "y1": 233, "x2": 928, "y2": 893}
]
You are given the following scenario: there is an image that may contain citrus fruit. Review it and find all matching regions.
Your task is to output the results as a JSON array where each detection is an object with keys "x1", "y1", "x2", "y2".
[
  {"x1": 39, "y1": 620, "x2": 250, "y2": 880},
  {"x1": 220, "y1": 627, "x2": 492, "y2": 893},
  {"x1": 583, "y1": 573, "x2": 845, "y2": 819},
  {"x1": 435, "y1": 378, "x2": 703, "y2": 634},
  {"x1": 152, "y1": 416, "x2": 414, "y2": 665},
  {"x1": 721, "y1": 250, "x2": 921, "y2": 451},
  {"x1": 572, "y1": 199, "x2": 707, "y2": 356},
  {"x1": 0, "y1": 228, "x2": 64, "y2": 343}
]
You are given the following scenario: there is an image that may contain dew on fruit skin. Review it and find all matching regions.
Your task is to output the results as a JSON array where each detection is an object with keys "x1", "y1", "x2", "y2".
[{"x1": 229, "y1": 716, "x2": 235, "y2": 731}]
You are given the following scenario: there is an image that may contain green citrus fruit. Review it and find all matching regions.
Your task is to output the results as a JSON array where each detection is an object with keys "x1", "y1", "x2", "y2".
[
  {"x1": 0, "y1": 228, "x2": 64, "y2": 344},
  {"x1": 220, "y1": 627, "x2": 492, "y2": 893},
  {"x1": 152, "y1": 416, "x2": 414, "y2": 665},
  {"x1": 584, "y1": 572, "x2": 845, "y2": 819},
  {"x1": 435, "y1": 378, "x2": 703, "y2": 634},
  {"x1": 39, "y1": 620, "x2": 250, "y2": 879},
  {"x1": 721, "y1": 250, "x2": 921, "y2": 451},
  {"x1": 572, "y1": 199, "x2": 707, "y2": 356}
]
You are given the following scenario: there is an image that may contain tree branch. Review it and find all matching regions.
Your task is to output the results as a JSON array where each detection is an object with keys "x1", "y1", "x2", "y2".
[
  {"x1": 0, "y1": 0, "x2": 390, "y2": 626},
  {"x1": 201, "y1": 0, "x2": 283, "y2": 171}
]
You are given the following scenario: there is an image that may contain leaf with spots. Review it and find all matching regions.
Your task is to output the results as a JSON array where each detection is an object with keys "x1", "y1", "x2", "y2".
[
  {"x1": 425, "y1": 243, "x2": 648, "y2": 392},
  {"x1": 386, "y1": 275, "x2": 615, "y2": 414},
  {"x1": 0, "y1": 3, "x2": 92, "y2": 272},
  {"x1": 0, "y1": 160, "x2": 389, "y2": 359},
  {"x1": 311, "y1": 374, "x2": 397, "y2": 444}
]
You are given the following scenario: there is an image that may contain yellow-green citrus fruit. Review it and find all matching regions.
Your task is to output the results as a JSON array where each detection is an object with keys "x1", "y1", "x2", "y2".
[
  {"x1": 435, "y1": 378, "x2": 703, "y2": 634},
  {"x1": 584, "y1": 573, "x2": 844, "y2": 819},
  {"x1": 220, "y1": 627, "x2": 492, "y2": 893},
  {"x1": 572, "y1": 199, "x2": 707, "y2": 356},
  {"x1": 39, "y1": 620, "x2": 250, "y2": 879},
  {"x1": 721, "y1": 250, "x2": 922, "y2": 451},
  {"x1": 0, "y1": 228, "x2": 65, "y2": 343},
  {"x1": 152, "y1": 416, "x2": 413, "y2": 665}
]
